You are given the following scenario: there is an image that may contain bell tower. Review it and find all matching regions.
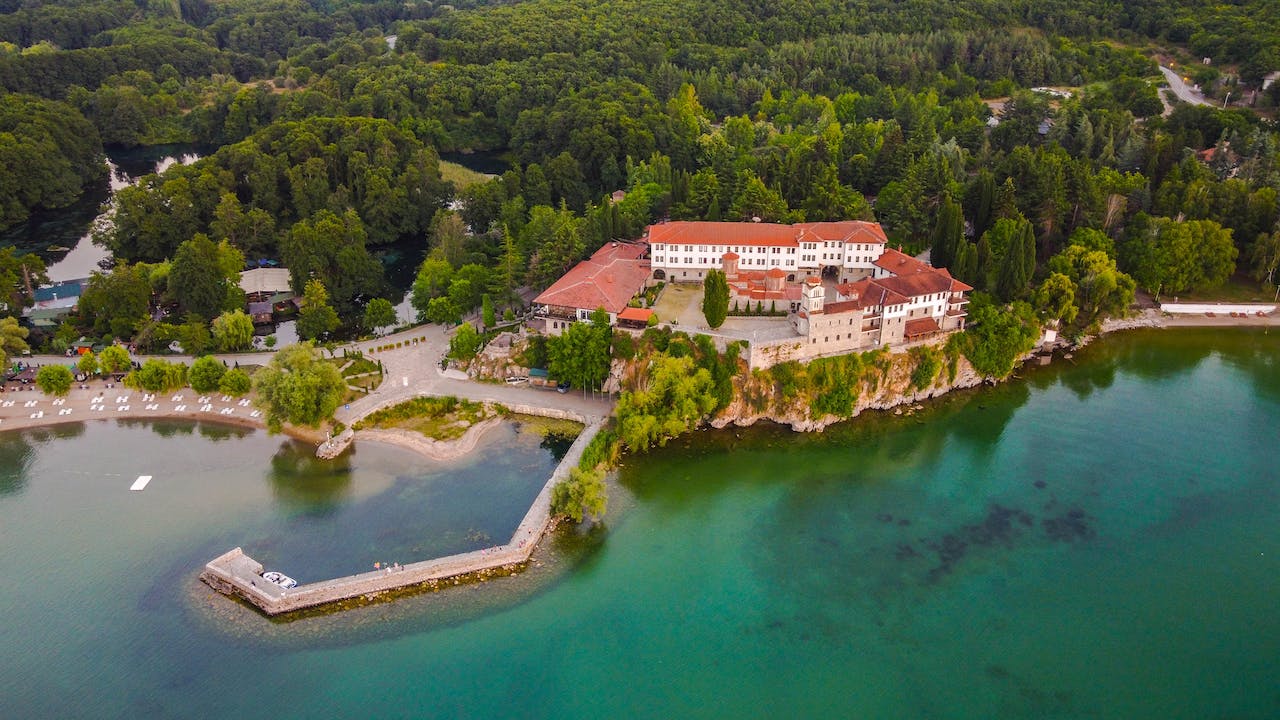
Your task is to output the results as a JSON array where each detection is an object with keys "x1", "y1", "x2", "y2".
[{"x1": 802, "y1": 276, "x2": 824, "y2": 315}]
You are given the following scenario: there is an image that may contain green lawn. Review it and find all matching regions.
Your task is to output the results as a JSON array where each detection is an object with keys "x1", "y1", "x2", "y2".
[
  {"x1": 1166, "y1": 276, "x2": 1277, "y2": 304},
  {"x1": 353, "y1": 396, "x2": 497, "y2": 441},
  {"x1": 439, "y1": 160, "x2": 493, "y2": 189}
]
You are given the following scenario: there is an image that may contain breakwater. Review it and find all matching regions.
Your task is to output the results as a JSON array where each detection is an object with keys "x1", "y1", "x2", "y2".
[{"x1": 201, "y1": 417, "x2": 604, "y2": 615}]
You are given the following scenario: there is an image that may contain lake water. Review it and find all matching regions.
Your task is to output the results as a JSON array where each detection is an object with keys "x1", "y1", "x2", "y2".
[
  {"x1": 0, "y1": 328, "x2": 1277, "y2": 718},
  {"x1": 0, "y1": 145, "x2": 202, "y2": 282}
]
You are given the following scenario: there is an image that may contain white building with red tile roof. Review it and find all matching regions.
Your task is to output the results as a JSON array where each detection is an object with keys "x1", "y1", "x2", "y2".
[
  {"x1": 531, "y1": 241, "x2": 651, "y2": 334},
  {"x1": 647, "y1": 220, "x2": 887, "y2": 284}
]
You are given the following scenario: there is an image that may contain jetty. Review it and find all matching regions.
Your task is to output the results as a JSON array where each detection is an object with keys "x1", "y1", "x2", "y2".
[{"x1": 201, "y1": 418, "x2": 604, "y2": 616}]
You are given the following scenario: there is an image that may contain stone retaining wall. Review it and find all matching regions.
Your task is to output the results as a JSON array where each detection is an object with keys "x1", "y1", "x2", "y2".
[{"x1": 203, "y1": 419, "x2": 604, "y2": 616}]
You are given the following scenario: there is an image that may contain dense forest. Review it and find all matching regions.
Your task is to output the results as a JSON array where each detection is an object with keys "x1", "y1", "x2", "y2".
[{"x1": 1, "y1": 0, "x2": 1279, "y2": 352}]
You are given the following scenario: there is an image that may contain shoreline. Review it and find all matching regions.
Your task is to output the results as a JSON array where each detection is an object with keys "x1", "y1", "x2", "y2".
[
  {"x1": 0, "y1": 385, "x2": 333, "y2": 444},
  {"x1": 353, "y1": 416, "x2": 505, "y2": 462}
]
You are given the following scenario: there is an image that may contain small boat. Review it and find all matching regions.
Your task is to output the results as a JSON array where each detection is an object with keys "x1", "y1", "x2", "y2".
[{"x1": 261, "y1": 571, "x2": 297, "y2": 589}]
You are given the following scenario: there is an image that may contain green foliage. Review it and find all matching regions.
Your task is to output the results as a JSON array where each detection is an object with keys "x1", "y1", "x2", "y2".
[
  {"x1": 425, "y1": 296, "x2": 461, "y2": 325},
  {"x1": 130, "y1": 358, "x2": 187, "y2": 392},
  {"x1": 701, "y1": 269, "x2": 729, "y2": 329},
  {"x1": 0, "y1": 247, "x2": 48, "y2": 317},
  {"x1": 908, "y1": 346, "x2": 943, "y2": 391},
  {"x1": 169, "y1": 234, "x2": 244, "y2": 319},
  {"x1": 930, "y1": 195, "x2": 964, "y2": 270},
  {"x1": 0, "y1": 94, "x2": 103, "y2": 230},
  {"x1": 959, "y1": 295, "x2": 1040, "y2": 378},
  {"x1": 449, "y1": 323, "x2": 482, "y2": 361},
  {"x1": 252, "y1": 342, "x2": 345, "y2": 433},
  {"x1": 177, "y1": 312, "x2": 212, "y2": 355},
  {"x1": 97, "y1": 345, "x2": 131, "y2": 374},
  {"x1": 297, "y1": 279, "x2": 340, "y2": 341},
  {"x1": 551, "y1": 465, "x2": 607, "y2": 523},
  {"x1": 218, "y1": 367, "x2": 251, "y2": 396},
  {"x1": 481, "y1": 294, "x2": 496, "y2": 329},
  {"x1": 548, "y1": 309, "x2": 612, "y2": 390},
  {"x1": 518, "y1": 334, "x2": 549, "y2": 369},
  {"x1": 211, "y1": 310, "x2": 254, "y2": 352},
  {"x1": 76, "y1": 351, "x2": 99, "y2": 377},
  {"x1": 611, "y1": 331, "x2": 637, "y2": 361},
  {"x1": 189, "y1": 355, "x2": 227, "y2": 393},
  {"x1": 79, "y1": 263, "x2": 152, "y2": 338},
  {"x1": 1120, "y1": 214, "x2": 1238, "y2": 295},
  {"x1": 35, "y1": 364, "x2": 73, "y2": 395},
  {"x1": 0, "y1": 316, "x2": 30, "y2": 368},
  {"x1": 1046, "y1": 244, "x2": 1135, "y2": 325},
  {"x1": 363, "y1": 298, "x2": 397, "y2": 333},
  {"x1": 616, "y1": 355, "x2": 716, "y2": 452}
]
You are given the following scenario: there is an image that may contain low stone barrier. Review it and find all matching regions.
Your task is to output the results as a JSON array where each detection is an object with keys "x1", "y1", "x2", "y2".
[
  {"x1": 202, "y1": 419, "x2": 604, "y2": 615},
  {"x1": 1160, "y1": 302, "x2": 1275, "y2": 315}
]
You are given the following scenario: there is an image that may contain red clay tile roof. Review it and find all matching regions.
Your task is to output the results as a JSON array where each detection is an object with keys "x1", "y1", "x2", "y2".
[
  {"x1": 766, "y1": 267, "x2": 786, "y2": 278},
  {"x1": 722, "y1": 251, "x2": 739, "y2": 260},
  {"x1": 647, "y1": 220, "x2": 888, "y2": 248},
  {"x1": 904, "y1": 317, "x2": 942, "y2": 337},
  {"x1": 873, "y1": 247, "x2": 933, "y2": 275},
  {"x1": 533, "y1": 242, "x2": 650, "y2": 314},
  {"x1": 617, "y1": 307, "x2": 653, "y2": 323}
]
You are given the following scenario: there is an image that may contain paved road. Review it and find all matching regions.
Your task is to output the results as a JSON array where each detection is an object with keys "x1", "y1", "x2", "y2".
[
  {"x1": 1159, "y1": 66, "x2": 1212, "y2": 113},
  {"x1": 332, "y1": 329, "x2": 613, "y2": 427}
]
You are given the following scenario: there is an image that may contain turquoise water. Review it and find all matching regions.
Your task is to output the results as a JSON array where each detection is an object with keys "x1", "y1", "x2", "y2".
[{"x1": 1, "y1": 329, "x2": 1278, "y2": 718}]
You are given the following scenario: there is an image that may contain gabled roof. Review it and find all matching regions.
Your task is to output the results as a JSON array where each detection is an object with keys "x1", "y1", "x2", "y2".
[
  {"x1": 533, "y1": 242, "x2": 650, "y2": 314},
  {"x1": 904, "y1": 317, "x2": 942, "y2": 337},
  {"x1": 873, "y1": 248, "x2": 933, "y2": 275},
  {"x1": 239, "y1": 268, "x2": 292, "y2": 296},
  {"x1": 647, "y1": 220, "x2": 888, "y2": 248},
  {"x1": 617, "y1": 307, "x2": 653, "y2": 323}
]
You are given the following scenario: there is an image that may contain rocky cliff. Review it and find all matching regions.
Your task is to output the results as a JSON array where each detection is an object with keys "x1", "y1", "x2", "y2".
[{"x1": 708, "y1": 350, "x2": 991, "y2": 433}]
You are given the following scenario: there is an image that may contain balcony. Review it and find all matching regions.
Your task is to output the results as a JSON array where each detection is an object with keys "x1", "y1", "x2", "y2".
[{"x1": 534, "y1": 305, "x2": 578, "y2": 321}]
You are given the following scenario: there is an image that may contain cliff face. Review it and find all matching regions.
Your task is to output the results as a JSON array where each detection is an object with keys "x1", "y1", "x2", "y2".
[{"x1": 709, "y1": 351, "x2": 990, "y2": 433}]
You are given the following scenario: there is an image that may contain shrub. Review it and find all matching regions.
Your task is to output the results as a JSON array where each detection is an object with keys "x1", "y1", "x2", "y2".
[
  {"x1": 908, "y1": 346, "x2": 943, "y2": 391},
  {"x1": 219, "y1": 368, "x2": 251, "y2": 395},
  {"x1": 189, "y1": 355, "x2": 227, "y2": 393}
]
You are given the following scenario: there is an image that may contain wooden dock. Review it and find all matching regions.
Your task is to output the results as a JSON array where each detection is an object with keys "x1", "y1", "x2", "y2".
[{"x1": 201, "y1": 419, "x2": 604, "y2": 616}]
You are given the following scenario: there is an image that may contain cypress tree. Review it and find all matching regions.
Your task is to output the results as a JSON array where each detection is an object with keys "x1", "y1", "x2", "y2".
[
  {"x1": 975, "y1": 234, "x2": 992, "y2": 291},
  {"x1": 1020, "y1": 219, "x2": 1037, "y2": 281},
  {"x1": 702, "y1": 269, "x2": 729, "y2": 329},
  {"x1": 930, "y1": 195, "x2": 963, "y2": 269},
  {"x1": 966, "y1": 169, "x2": 995, "y2": 240},
  {"x1": 954, "y1": 241, "x2": 978, "y2": 286}
]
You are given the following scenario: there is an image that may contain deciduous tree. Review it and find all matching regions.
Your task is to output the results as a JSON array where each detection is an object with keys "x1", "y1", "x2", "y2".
[{"x1": 251, "y1": 342, "x2": 345, "y2": 433}]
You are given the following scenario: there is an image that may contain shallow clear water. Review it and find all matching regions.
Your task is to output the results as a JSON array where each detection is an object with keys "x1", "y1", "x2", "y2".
[{"x1": 0, "y1": 328, "x2": 1277, "y2": 719}]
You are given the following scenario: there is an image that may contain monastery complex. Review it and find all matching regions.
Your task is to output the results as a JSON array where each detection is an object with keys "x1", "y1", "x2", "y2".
[{"x1": 533, "y1": 220, "x2": 971, "y2": 368}]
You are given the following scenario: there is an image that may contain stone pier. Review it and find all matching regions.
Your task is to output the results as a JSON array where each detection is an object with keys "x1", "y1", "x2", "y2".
[{"x1": 201, "y1": 418, "x2": 604, "y2": 616}]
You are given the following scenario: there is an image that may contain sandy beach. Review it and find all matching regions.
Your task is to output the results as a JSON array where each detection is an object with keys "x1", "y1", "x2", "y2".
[{"x1": 0, "y1": 383, "x2": 289, "y2": 437}]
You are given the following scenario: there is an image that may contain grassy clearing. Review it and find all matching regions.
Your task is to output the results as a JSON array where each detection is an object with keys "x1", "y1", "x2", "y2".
[
  {"x1": 1167, "y1": 276, "x2": 1277, "y2": 304},
  {"x1": 510, "y1": 413, "x2": 584, "y2": 439},
  {"x1": 439, "y1": 160, "x2": 493, "y2": 189},
  {"x1": 354, "y1": 396, "x2": 497, "y2": 441}
]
